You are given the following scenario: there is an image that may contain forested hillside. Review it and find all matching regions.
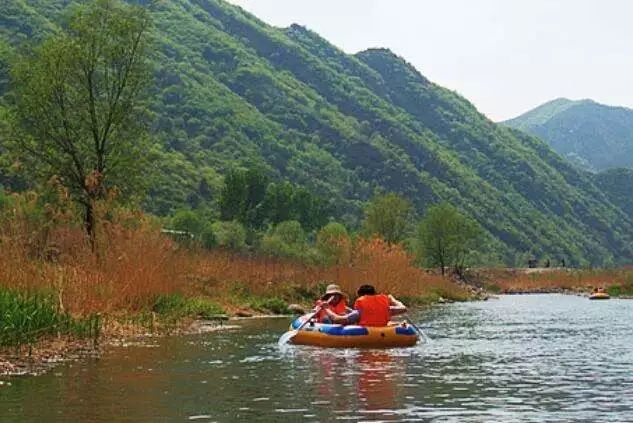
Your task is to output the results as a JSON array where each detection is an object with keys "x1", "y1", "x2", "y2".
[
  {"x1": 0, "y1": 0, "x2": 632, "y2": 266},
  {"x1": 504, "y1": 98, "x2": 633, "y2": 171}
]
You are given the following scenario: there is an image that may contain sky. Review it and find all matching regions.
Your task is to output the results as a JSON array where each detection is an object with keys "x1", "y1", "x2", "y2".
[{"x1": 225, "y1": 0, "x2": 633, "y2": 121}]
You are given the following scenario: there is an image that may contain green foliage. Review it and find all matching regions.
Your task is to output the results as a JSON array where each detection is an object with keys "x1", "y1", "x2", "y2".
[
  {"x1": 200, "y1": 224, "x2": 217, "y2": 249},
  {"x1": 505, "y1": 98, "x2": 633, "y2": 171},
  {"x1": 259, "y1": 220, "x2": 311, "y2": 262},
  {"x1": 219, "y1": 167, "x2": 268, "y2": 228},
  {"x1": 152, "y1": 293, "x2": 224, "y2": 321},
  {"x1": 5, "y1": 0, "x2": 153, "y2": 241},
  {"x1": 1, "y1": 0, "x2": 632, "y2": 265},
  {"x1": 416, "y1": 202, "x2": 482, "y2": 275},
  {"x1": 211, "y1": 220, "x2": 246, "y2": 251},
  {"x1": 595, "y1": 168, "x2": 633, "y2": 217},
  {"x1": 248, "y1": 296, "x2": 290, "y2": 315},
  {"x1": 170, "y1": 209, "x2": 204, "y2": 235},
  {"x1": 218, "y1": 168, "x2": 329, "y2": 233},
  {"x1": 0, "y1": 288, "x2": 100, "y2": 347},
  {"x1": 316, "y1": 222, "x2": 350, "y2": 265},
  {"x1": 362, "y1": 192, "x2": 414, "y2": 244}
]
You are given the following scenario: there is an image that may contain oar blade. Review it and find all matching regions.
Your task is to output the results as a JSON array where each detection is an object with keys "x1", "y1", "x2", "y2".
[{"x1": 278, "y1": 330, "x2": 297, "y2": 346}]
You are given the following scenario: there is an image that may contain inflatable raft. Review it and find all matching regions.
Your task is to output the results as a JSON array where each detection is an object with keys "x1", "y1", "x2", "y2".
[
  {"x1": 589, "y1": 292, "x2": 610, "y2": 300},
  {"x1": 288, "y1": 316, "x2": 418, "y2": 348}
]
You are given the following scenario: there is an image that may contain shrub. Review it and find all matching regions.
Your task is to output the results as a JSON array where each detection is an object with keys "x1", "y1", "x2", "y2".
[
  {"x1": 152, "y1": 293, "x2": 224, "y2": 320},
  {"x1": 200, "y1": 224, "x2": 217, "y2": 249},
  {"x1": 316, "y1": 222, "x2": 351, "y2": 265},
  {"x1": 259, "y1": 220, "x2": 309, "y2": 262},
  {"x1": 249, "y1": 297, "x2": 290, "y2": 315},
  {"x1": 211, "y1": 220, "x2": 246, "y2": 251},
  {"x1": 171, "y1": 209, "x2": 204, "y2": 236}
]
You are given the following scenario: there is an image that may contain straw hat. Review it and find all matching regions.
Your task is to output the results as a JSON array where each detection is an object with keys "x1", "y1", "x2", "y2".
[{"x1": 321, "y1": 284, "x2": 345, "y2": 299}]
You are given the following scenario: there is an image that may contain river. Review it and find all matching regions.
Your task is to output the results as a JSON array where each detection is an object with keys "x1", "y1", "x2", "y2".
[{"x1": 1, "y1": 294, "x2": 632, "y2": 422}]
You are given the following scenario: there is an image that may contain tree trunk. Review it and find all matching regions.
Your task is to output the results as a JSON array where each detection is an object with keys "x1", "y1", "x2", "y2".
[{"x1": 84, "y1": 200, "x2": 96, "y2": 251}]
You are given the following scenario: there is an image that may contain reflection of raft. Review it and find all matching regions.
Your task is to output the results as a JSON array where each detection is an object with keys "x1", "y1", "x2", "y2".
[
  {"x1": 289, "y1": 316, "x2": 418, "y2": 348},
  {"x1": 589, "y1": 292, "x2": 610, "y2": 300}
]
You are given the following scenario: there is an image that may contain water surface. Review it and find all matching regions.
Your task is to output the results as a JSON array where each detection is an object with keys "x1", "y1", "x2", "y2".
[{"x1": 2, "y1": 294, "x2": 632, "y2": 422}]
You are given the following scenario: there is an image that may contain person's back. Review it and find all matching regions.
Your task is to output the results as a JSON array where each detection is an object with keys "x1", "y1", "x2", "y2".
[{"x1": 354, "y1": 293, "x2": 390, "y2": 327}]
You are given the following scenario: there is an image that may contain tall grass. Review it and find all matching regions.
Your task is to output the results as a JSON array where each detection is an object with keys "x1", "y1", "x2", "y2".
[
  {"x1": 191, "y1": 237, "x2": 470, "y2": 305},
  {"x1": 490, "y1": 267, "x2": 633, "y2": 293},
  {"x1": 0, "y1": 190, "x2": 470, "y2": 347},
  {"x1": 0, "y1": 288, "x2": 100, "y2": 348}
]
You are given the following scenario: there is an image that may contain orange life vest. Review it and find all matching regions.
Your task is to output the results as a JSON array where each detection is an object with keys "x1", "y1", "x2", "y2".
[
  {"x1": 315, "y1": 298, "x2": 348, "y2": 322},
  {"x1": 354, "y1": 294, "x2": 390, "y2": 327}
]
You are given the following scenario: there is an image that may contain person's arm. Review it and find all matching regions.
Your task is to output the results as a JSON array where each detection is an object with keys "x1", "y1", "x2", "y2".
[
  {"x1": 324, "y1": 307, "x2": 360, "y2": 324},
  {"x1": 388, "y1": 294, "x2": 407, "y2": 316}
]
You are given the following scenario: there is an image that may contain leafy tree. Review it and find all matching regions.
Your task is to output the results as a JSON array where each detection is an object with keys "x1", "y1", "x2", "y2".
[
  {"x1": 362, "y1": 192, "x2": 413, "y2": 244},
  {"x1": 259, "y1": 220, "x2": 308, "y2": 261},
  {"x1": 316, "y1": 222, "x2": 351, "y2": 265},
  {"x1": 290, "y1": 186, "x2": 330, "y2": 231},
  {"x1": 219, "y1": 167, "x2": 268, "y2": 228},
  {"x1": 6, "y1": 0, "x2": 152, "y2": 246},
  {"x1": 211, "y1": 220, "x2": 246, "y2": 251},
  {"x1": 171, "y1": 209, "x2": 203, "y2": 235},
  {"x1": 416, "y1": 202, "x2": 481, "y2": 275}
]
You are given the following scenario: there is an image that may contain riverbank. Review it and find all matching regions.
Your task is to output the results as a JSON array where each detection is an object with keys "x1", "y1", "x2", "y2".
[
  {"x1": 469, "y1": 267, "x2": 633, "y2": 297},
  {"x1": 0, "y1": 287, "x2": 466, "y2": 377}
]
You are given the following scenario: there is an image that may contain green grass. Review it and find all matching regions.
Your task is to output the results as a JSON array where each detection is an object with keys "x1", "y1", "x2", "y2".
[
  {"x1": 152, "y1": 293, "x2": 225, "y2": 322},
  {"x1": 607, "y1": 280, "x2": 633, "y2": 297},
  {"x1": 0, "y1": 288, "x2": 100, "y2": 348},
  {"x1": 248, "y1": 297, "x2": 290, "y2": 315}
]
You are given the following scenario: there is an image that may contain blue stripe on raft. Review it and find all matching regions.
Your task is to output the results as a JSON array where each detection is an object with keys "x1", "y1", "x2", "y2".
[
  {"x1": 395, "y1": 326, "x2": 416, "y2": 336},
  {"x1": 291, "y1": 318, "x2": 302, "y2": 329},
  {"x1": 319, "y1": 325, "x2": 369, "y2": 336}
]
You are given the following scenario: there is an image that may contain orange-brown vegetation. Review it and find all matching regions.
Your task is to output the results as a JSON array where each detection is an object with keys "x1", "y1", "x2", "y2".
[
  {"x1": 0, "y1": 191, "x2": 469, "y2": 317},
  {"x1": 192, "y1": 237, "x2": 469, "y2": 309},
  {"x1": 0, "y1": 192, "x2": 188, "y2": 315},
  {"x1": 484, "y1": 267, "x2": 633, "y2": 293}
]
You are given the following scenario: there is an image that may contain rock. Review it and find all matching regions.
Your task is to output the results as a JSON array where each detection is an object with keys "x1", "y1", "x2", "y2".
[
  {"x1": 287, "y1": 304, "x2": 306, "y2": 315},
  {"x1": 234, "y1": 310, "x2": 253, "y2": 318}
]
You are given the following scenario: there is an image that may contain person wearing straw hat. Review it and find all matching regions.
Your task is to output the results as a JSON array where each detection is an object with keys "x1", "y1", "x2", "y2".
[{"x1": 314, "y1": 284, "x2": 351, "y2": 323}]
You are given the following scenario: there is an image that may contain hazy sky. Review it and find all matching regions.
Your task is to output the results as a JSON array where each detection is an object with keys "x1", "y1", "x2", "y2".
[{"x1": 225, "y1": 0, "x2": 633, "y2": 121}]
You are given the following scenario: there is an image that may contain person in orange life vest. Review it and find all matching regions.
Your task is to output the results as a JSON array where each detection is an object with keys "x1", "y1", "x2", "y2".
[
  {"x1": 313, "y1": 284, "x2": 351, "y2": 323},
  {"x1": 323, "y1": 284, "x2": 406, "y2": 326}
]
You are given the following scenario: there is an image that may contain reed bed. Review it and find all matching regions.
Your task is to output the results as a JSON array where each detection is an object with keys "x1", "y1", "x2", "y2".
[
  {"x1": 0, "y1": 190, "x2": 470, "y2": 348},
  {"x1": 490, "y1": 267, "x2": 633, "y2": 293},
  {"x1": 192, "y1": 237, "x2": 470, "y2": 305}
]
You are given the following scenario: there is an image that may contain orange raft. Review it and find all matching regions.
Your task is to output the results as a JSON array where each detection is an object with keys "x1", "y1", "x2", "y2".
[
  {"x1": 589, "y1": 292, "x2": 610, "y2": 300},
  {"x1": 288, "y1": 316, "x2": 419, "y2": 348}
]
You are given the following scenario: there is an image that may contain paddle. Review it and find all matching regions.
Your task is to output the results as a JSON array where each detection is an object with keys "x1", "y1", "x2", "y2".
[{"x1": 278, "y1": 297, "x2": 333, "y2": 345}]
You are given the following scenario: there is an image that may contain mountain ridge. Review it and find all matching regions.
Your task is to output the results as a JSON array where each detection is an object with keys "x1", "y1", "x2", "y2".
[{"x1": 503, "y1": 98, "x2": 633, "y2": 171}]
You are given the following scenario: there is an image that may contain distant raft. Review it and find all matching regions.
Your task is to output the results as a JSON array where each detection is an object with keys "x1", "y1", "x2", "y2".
[
  {"x1": 288, "y1": 315, "x2": 418, "y2": 348},
  {"x1": 589, "y1": 292, "x2": 610, "y2": 300}
]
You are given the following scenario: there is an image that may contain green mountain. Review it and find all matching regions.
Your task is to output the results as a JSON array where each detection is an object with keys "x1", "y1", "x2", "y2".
[
  {"x1": 504, "y1": 98, "x2": 633, "y2": 171},
  {"x1": 595, "y1": 168, "x2": 633, "y2": 217},
  {"x1": 0, "y1": 0, "x2": 632, "y2": 266}
]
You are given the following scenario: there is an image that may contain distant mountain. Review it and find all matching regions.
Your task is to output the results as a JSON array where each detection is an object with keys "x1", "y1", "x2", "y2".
[
  {"x1": 504, "y1": 98, "x2": 633, "y2": 171},
  {"x1": 0, "y1": 0, "x2": 632, "y2": 265}
]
